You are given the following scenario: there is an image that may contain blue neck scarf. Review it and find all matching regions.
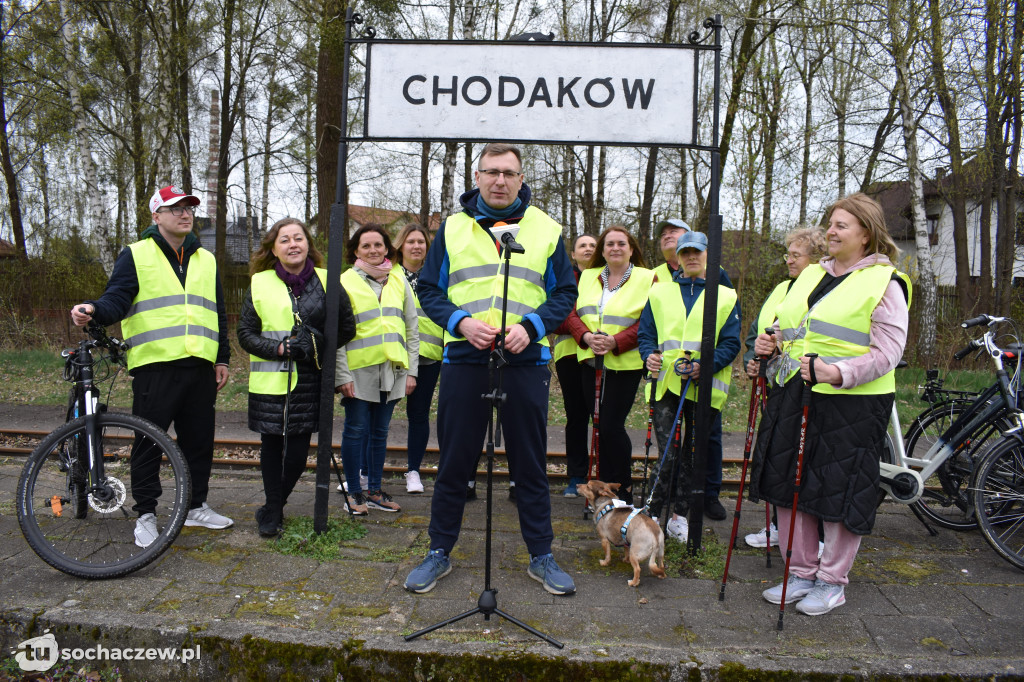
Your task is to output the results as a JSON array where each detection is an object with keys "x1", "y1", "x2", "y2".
[{"x1": 476, "y1": 196, "x2": 523, "y2": 223}]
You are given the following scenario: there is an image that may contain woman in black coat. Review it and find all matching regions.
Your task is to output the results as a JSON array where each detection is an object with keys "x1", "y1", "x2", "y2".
[{"x1": 237, "y1": 218, "x2": 356, "y2": 536}]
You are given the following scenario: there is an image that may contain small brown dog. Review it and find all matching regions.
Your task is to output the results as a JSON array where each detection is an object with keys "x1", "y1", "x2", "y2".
[{"x1": 578, "y1": 480, "x2": 666, "y2": 587}]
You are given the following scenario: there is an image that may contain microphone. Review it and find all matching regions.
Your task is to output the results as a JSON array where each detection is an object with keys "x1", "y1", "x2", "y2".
[{"x1": 500, "y1": 230, "x2": 525, "y2": 254}]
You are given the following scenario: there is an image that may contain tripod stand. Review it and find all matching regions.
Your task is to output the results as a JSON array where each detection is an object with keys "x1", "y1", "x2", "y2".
[{"x1": 404, "y1": 230, "x2": 563, "y2": 649}]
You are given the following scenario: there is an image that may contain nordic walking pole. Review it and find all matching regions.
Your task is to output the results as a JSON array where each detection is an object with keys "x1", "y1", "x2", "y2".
[
  {"x1": 761, "y1": 329, "x2": 777, "y2": 568},
  {"x1": 640, "y1": 356, "x2": 660, "y2": 505},
  {"x1": 583, "y1": 332, "x2": 607, "y2": 519},
  {"x1": 778, "y1": 352, "x2": 817, "y2": 631},
  {"x1": 720, "y1": 329, "x2": 773, "y2": 600},
  {"x1": 659, "y1": 353, "x2": 693, "y2": 534}
]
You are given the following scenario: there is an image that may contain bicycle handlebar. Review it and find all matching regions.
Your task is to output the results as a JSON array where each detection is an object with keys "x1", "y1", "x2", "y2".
[{"x1": 954, "y1": 340, "x2": 979, "y2": 361}]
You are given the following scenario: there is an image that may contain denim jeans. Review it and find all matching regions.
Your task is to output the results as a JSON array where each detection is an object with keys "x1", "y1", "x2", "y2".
[{"x1": 341, "y1": 395, "x2": 398, "y2": 493}]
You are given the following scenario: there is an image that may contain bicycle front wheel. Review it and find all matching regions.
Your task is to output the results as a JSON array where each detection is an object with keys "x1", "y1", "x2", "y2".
[
  {"x1": 17, "y1": 413, "x2": 191, "y2": 579},
  {"x1": 904, "y1": 400, "x2": 1005, "y2": 531},
  {"x1": 973, "y1": 437, "x2": 1024, "y2": 572}
]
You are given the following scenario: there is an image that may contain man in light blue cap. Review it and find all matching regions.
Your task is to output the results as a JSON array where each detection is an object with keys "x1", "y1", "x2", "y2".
[{"x1": 653, "y1": 218, "x2": 692, "y2": 283}]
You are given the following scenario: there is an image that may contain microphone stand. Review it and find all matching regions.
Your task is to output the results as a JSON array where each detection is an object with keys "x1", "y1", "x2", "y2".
[{"x1": 405, "y1": 231, "x2": 563, "y2": 649}]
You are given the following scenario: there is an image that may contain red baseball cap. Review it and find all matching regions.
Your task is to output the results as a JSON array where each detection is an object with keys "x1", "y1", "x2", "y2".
[{"x1": 149, "y1": 185, "x2": 201, "y2": 213}]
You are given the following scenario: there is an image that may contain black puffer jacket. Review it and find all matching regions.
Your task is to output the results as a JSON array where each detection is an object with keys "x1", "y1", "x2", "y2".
[
  {"x1": 237, "y1": 273, "x2": 356, "y2": 434},
  {"x1": 748, "y1": 375, "x2": 892, "y2": 534}
]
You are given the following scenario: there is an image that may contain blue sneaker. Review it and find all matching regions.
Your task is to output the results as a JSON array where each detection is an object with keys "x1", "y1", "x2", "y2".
[
  {"x1": 404, "y1": 549, "x2": 451, "y2": 594},
  {"x1": 563, "y1": 477, "x2": 585, "y2": 498},
  {"x1": 528, "y1": 553, "x2": 576, "y2": 595}
]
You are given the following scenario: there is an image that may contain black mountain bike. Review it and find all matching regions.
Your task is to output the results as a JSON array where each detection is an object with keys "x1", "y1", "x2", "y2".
[{"x1": 16, "y1": 321, "x2": 190, "y2": 579}]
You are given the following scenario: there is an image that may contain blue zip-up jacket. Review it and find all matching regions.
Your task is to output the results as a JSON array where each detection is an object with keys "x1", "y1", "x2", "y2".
[
  {"x1": 638, "y1": 267, "x2": 741, "y2": 381},
  {"x1": 417, "y1": 184, "x2": 577, "y2": 366},
  {"x1": 85, "y1": 226, "x2": 230, "y2": 368}
]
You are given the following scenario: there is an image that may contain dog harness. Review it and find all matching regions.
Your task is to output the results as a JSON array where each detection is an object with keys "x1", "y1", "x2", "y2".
[{"x1": 594, "y1": 502, "x2": 644, "y2": 547}]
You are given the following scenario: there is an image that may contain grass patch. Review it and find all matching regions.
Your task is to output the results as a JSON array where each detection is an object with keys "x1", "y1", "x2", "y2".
[
  {"x1": 271, "y1": 515, "x2": 368, "y2": 561},
  {"x1": 664, "y1": 530, "x2": 727, "y2": 580}
]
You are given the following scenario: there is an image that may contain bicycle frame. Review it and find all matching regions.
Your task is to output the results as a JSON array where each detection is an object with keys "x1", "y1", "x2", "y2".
[{"x1": 880, "y1": 317, "x2": 1024, "y2": 506}]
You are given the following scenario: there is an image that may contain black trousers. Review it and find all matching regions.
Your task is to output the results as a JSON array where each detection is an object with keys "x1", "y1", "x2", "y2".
[
  {"x1": 260, "y1": 432, "x2": 312, "y2": 509},
  {"x1": 580, "y1": 363, "x2": 644, "y2": 505},
  {"x1": 130, "y1": 363, "x2": 216, "y2": 515},
  {"x1": 429, "y1": 363, "x2": 554, "y2": 557},
  {"x1": 554, "y1": 355, "x2": 590, "y2": 479}
]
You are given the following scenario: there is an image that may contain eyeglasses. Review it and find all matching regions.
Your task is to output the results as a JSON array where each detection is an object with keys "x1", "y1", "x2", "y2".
[
  {"x1": 784, "y1": 251, "x2": 808, "y2": 262},
  {"x1": 158, "y1": 205, "x2": 196, "y2": 217},
  {"x1": 478, "y1": 169, "x2": 523, "y2": 180}
]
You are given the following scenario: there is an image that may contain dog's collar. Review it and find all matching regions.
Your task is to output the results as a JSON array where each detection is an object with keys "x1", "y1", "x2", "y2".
[{"x1": 594, "y1": 502, "x2": 622, "y2": 524}]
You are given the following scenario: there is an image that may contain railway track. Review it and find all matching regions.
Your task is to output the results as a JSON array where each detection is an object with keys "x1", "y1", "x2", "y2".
[{"x1": 0, "y1": 426, "x2": 749, "y2": 487}]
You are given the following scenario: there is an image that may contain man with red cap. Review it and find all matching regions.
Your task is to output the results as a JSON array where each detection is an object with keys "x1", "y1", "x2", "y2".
[{"x1": 71, "y1": 185, "x2": 232, "y2": 548}]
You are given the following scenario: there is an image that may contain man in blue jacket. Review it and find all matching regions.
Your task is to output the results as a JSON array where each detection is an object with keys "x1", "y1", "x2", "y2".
[
  {"x1": 638, "y1": 231, "x2": 741, "y2": 542},
  {"x1": 71, "y1": 186, "x2": 232, "y2": 548},
  {"x1": 404, "y1": 143, "x2": 578, "y2": 596}
]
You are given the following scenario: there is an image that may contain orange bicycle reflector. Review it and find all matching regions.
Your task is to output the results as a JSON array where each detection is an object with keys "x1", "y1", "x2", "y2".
[{"x1": 50, "y1": 495, "x2": 63, "y2": 517}]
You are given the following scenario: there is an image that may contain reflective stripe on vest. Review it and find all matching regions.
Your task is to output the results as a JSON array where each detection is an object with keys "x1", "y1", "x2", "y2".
[
  {"x1": 775, "y1": 263, "x2": 896, "y2": 395},
  {"x1": 121, "y1": 239, "x2": 219, "y2": 370},
  {"x1": 248, "y1": 268, "x2": 327, "y2": 395},
  {"x1": 341, "y1": 267, "x2": 409, "y2": 371},
  {"x1": 442, "y1": 208, "x2": 561, "y2": 350},
  {"x1": 575, "y1": 266, "x2": 654, "y2": 371},
  {"x1": 407, "y1": 276, "x2": 444, "y2": 361},
  {"x1": 550, "y1": 333, "x2": 578, "y2": 362},
  {"x1": 647, "y1": 282, "x2": 736, "y2": 410}
]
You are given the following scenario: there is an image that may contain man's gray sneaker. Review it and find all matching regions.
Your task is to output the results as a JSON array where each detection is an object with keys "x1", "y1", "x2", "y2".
[
  {"x1": 795, "y1": 579, "x2": 846, "y2": 615},
  {"x1": 185, "y1": 502, "x2": 234, "y2": 529},
  {"x1": 134, "y1": 513, "x2": 158, "y2": 548},
  {"x1": 404, "y1": 549, "x2": 452, "y2": 593},
  {"x1": 762, "y1": 575, "x2": 815, "y2": 604},
  {"x1": 527, "y1": 553, "x2": 576, "y2": 595}
]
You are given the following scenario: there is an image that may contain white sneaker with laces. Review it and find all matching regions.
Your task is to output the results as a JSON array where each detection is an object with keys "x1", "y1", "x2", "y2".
[
  {"x1": 666, "y1": 515, "x2": 688, "y2": 542},
  {"x1": 134, "y1": 513, "x2": 159, "y2": 548},
  {"x1": 795, "y1": 579, "x2": 846, "y2": 615},
  {"x1": 744, "y1": 523, "x2": 779, "y2": 548},
  {"x1": 405, "y1": 470, "x2": 424, "y2": 494},
  {"x1": 184, "y1": 502, "x2": 233, "y2": 529},
  {"x1": 762, "y1": 575, "x2": 816, "y2": 604}
]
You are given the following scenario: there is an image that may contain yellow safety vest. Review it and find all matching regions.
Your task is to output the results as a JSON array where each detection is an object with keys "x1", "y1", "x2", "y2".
[
  {"x1": 341, "y1": 267, "x2": 409, "y2": 371},
  {"x1": 757, "y1": 280, "x2": 793, "y2": 335},
  {"x1": 647, "y1": 282, "x2": 737, "y2": 410},
  {"x1": 575, "y1": 266, "x2": 655, "y2": 371},
  {"x1": 653, "y1": 262, "x2": 674, "y2": 283},
  {"x1": 247, "y1": 268, "x2": 327, "y2": 394},
  {"x1": 443, "y1": 209, "x2": 561, "y2": 347},
  {"x1": 550, "y1": 332, "x2": 578, "y2": 362},
  {"x1": 411, "y1": 287, "x2": 444, "y2": 362},
  {"x1": 775, "y1": 263, "x2": 903, "y2": 395},
  {"x1": 121, "y1": 239, "x2": 219, "y2": 370}
]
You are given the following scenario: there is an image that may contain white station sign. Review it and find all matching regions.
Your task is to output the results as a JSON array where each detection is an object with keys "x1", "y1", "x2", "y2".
[{"x1": 365, "y1": 42, "x2": 699, "y2": 146}]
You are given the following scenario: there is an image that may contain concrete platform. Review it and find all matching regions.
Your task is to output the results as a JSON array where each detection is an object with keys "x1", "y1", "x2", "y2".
[{"x1": 1, "y1": 404, "x2": 1022, "y2": 680}]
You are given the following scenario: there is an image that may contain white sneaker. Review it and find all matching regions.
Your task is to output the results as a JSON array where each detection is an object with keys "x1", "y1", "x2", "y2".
[
  {"x1": 134, "y1": 513, "x2": 159, "y2": 548},
  {"x1": 745, "y1": 523, "x2": 779, "y2": 548},
  {"x1": 338, "y1": 473, "x2": 369, "y2": 493},
  {"x1": 762, "y1": 575, "x2": 816, "y2": 604},
  {"x1": 184, "y1": 502, "x2": 234, "y2": 529},
  {"x1": 405, "y1": 470, "x2": 424, "y2": 494},
  {"x1": 666, "y1": 515, "x2": 688, "y2": 542},
  {"x1": 795, "y1": 579, "x2": 846, "y2": 615}
]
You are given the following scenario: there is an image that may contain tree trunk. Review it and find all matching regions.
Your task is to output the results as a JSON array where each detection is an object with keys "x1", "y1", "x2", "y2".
[
  {"x1": 582, "y1": 145, "x2": 596, "y2": 233},
  {"x1": 0, "y1": 0, "x2": 26, "y2": 264},
  {"x1": 638, "y1": 146, "x2": 658, "y2": 265},
  {"x1": 419, "y1": 142, "x2": 430, "y2": 228},
  {"x1": 889, "y1": 0, "x2": 937, "y2": 362},
  {"x1": 439, "y1": 142, "x2": 458, "y2": 219},
  {"x1": 316, "y1": 0, "x2": 348, "y2": 242},
  {"x1": 215, "y1": 0, "x2": 236, "y2": 267},
  {"x1": 61, "y1": 0, "x2": 113, "y2": 273},
  {"x1": 171, "y1": 0, "x2": 192, "y2": 192},
  {"x1": 760, "y1": 34, "x2": 782, "y2": 238}
]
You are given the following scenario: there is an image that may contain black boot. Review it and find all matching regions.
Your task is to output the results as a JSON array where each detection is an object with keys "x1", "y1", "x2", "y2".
[{"x1": 256, "y1": 505, "x2": 283, "y2": 537}]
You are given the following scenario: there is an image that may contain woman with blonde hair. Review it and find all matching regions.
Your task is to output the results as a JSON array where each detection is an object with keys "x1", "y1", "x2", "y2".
[
  {"x1": 750, "y1": 192, "x2": 909, "y2": 616},
  {"x1": 238, "y1": 218, "x2": 356, "y2": 536}
]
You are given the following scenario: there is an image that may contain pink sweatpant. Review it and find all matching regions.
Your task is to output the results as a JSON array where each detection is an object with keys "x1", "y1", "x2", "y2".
[{"x1": 776, "y1": 507, "x2": 862, "y2": 585}]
